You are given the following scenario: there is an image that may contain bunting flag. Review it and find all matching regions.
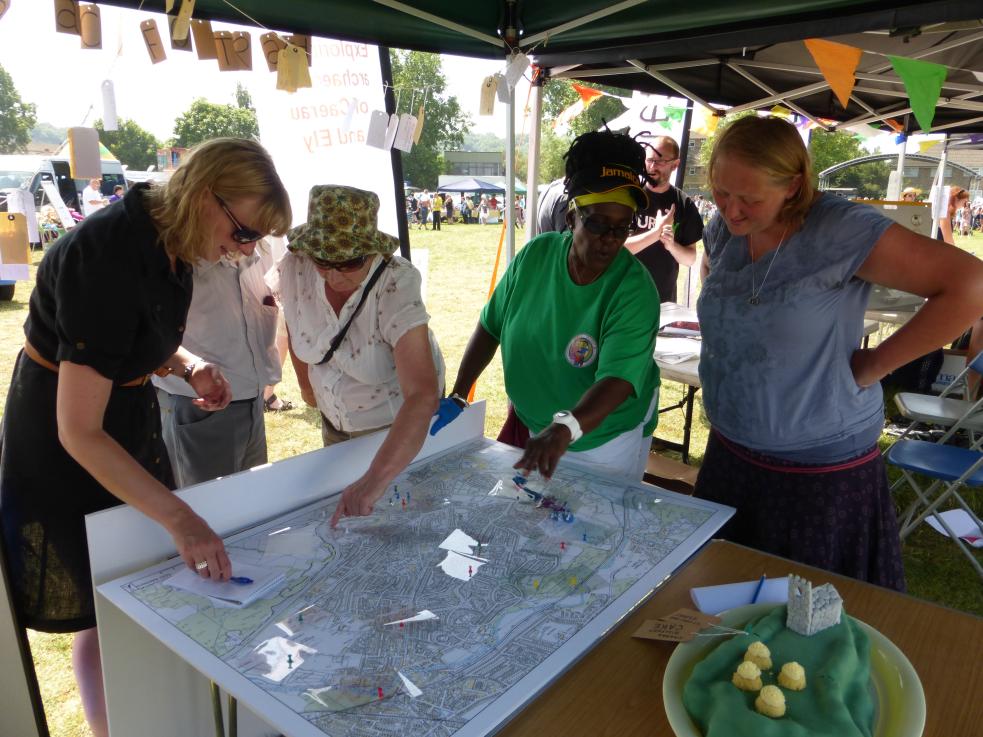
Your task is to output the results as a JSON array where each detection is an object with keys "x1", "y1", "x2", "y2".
[
  {"x1": 769, "y1": 105, "x2": 793, "y2": 119},
  {"x1": 889, "y1": 55, "x2": 947, "y2": 133},
  {"x1": 553, "y1": 84, "x2": 604, "y2": 131},
  {"x1": 883, "y1": 118, "x2": 904, "y2": 133},
  {"x1": 803, "y1": 38, "x2": 862, "y2": 109},
  {"x1": 918, "y1": 139, "x2": 941, "y2": 154}
]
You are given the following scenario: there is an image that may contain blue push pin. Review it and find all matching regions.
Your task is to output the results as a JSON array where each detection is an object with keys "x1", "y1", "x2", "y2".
[
  {"x1": 582, "y1": 531, "x2": 587, "y2": 542},
  {"x1": 563, "y1": 511, "x2": 575, "y2": 523},
  {"x1": 406, "y1": 491, "x2": 411, "y2": 502},
  {"x1": 287, "y1": 654, "x2": 293, "y2": 669}
]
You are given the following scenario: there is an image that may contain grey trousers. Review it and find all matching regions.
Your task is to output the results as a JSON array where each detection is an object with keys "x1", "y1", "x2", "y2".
[{"x1": 158, "y1": 391, "x2": 267, "y2": 488}]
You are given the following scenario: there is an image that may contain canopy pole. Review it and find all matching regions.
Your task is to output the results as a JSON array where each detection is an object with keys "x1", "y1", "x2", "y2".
[
  {"x1": 379, "y1": 46, "x2": 411, "y2": 260},
  {"x1": 525, "y1": 68, "x2": 544, "y2": 241},
  {"x1": 674, "y1": 100, "x2": 694, "y2": 190},
  {"x1": 505, "y1": 82, "x2": 516, "y2": 264},
  {"x1": 930, "y1": 134, "x2": 949, "y2": 240}
]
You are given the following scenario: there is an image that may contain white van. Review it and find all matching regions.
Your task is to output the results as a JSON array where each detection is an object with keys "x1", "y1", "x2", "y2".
[{"x1": 0, "y1": 154, "x2": 127, "y2": 212}]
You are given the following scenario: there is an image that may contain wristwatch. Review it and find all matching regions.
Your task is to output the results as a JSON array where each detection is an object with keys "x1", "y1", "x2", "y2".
[
  {"x1": 450, "y1": 393, "x2": 470, "y2": 409},
  {"x1": 552, "y1": 410, "x2": 583, "y2": 442}
]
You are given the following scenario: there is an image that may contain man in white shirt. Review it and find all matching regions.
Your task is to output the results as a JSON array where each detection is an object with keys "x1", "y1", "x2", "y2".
[
  {"x1": 80, "y1": 177, "x2": 108, "y2": 217},
  {"x1": 153, "y1": 241, "x2": 281, "y2": 487}
]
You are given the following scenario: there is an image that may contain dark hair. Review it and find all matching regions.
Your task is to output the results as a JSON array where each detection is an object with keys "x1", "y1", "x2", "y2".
[{"x1": 563, "y1": 130, "x2": 646, "y2": 197}]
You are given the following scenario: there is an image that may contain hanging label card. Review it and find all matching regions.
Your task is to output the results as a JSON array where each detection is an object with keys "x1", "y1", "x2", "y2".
[
  {"x1": 101, "y1": 80, "x2": 117, "y2": 131},
  {"x1": 365, "y1": 110, "x2": 390, "y2": 149},
  {"x1": 55, "y1": 0, "x2": 81, "y2": 35},
  {"x1": 260, "y1": 32, "x2": 286, "y2": 72},
  {"x1": 140, "y1": 19, "x2": 166, "y2": 64},
  {"x1": 393, "y1": 113, "x2": 417, "y2": 152},
  {"x1": 4, "y1": 189, "x2": 40, "y2": 244},
  {"x1": 165, "y1": 0, "x2": 175, "y2": 11},
  {"x1": 171, "y1": 0, "x2": 194, "y2": 41},
  {"x1": 79, "y1": 3, "x2": 100, "y2": 48},
  {"x1": 67, "y1": 127, "x2": 101, "y2": 179},
  {"x1": 382, "y1": 113, "x2": 399, "y2": 150},
  {"x1": 275, "y1": 44, "x2": 311, "y2": 92},
  {"x1": 504, "y1": 51, "x2": 530, "y2": 90},
  {"x1": 495, "y1": 72, "x2": 510, "y2": 103},
  {"x1": 632, "y1": 618, "x2": 701, "y2": 642},
  {"x1": 168, "y1": 15, "x2": 193, "y2": 51},
  {"x1": 479, "y1": 75, "x2": 497, "y2": 116},
  {"x1": 191, "y1": 19, "x2": 217, "y2": 60},
  {"x1": 231, "y1": 32, "x2": 252, "y2": 70},
  {"x1": 413, "y1": 104, "x2": 425, "y2": 144},
  {"x1": 0, "y1": 213, "x2": 31, "y2": 280},
  {"x1": 215, "y1": 31, "x2": 251, "y2": 71},
  {"x1": 286, "y1": 34, "x2": 311, "y2": 66}
]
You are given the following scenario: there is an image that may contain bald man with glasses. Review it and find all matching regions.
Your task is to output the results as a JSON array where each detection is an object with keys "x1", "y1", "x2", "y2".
[{"x1": 624, "y1": 135, "x2": 704, "y2": 303}]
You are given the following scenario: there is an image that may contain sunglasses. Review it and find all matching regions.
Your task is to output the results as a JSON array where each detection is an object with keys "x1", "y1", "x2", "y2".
[
  {"x1": 573, "y1": 204, "x2": 632, "y2": 240},
  {"x1": 310, "y1": 254, "x2": 370, "y2": 272},
  {"x1": 214, "y1": 194, "x2": 263, "y2": 245}
]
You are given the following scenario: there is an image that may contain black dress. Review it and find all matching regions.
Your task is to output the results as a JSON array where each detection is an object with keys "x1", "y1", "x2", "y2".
[{"x1": 0, "y1": 184, "x2": 192, "y2": 632}]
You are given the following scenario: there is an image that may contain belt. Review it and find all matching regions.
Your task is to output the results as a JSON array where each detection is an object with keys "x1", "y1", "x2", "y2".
[{"x1": 24, "y1": 341, "x2": 154, "y2": 388}]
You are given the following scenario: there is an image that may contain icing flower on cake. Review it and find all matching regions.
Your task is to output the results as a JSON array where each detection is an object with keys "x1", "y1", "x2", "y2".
[
  {"x1": 755, "y1": 684, "x2": 786, "y2": 718},
  {"x1": 778, "y1": 661, "x2": 807, "y2": 690},
  {"x1": 744, "y1": 640, "x2": 772, "y2": 670},
  {"x1": 731, "y1": 660, "x2": 762, "y2": 691}
]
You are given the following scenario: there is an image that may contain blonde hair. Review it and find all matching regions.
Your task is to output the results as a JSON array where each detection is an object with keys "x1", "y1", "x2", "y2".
[
  {"x1": 708, "y1": 116, "x2": 815, "y2": 228},
  {"x1": 144, "y1": 138, "x2": 291, "y2": 263}
]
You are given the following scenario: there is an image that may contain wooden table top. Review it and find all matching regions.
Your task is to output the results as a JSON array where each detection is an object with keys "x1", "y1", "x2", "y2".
[{"x1": 497, "y1": 540, "x2": 982, "y2": 737}]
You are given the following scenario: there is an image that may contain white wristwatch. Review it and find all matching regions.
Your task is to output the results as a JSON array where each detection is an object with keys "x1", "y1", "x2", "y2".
[{"x1": 552, "y1": 410, "x2": 583, "y2": 442}]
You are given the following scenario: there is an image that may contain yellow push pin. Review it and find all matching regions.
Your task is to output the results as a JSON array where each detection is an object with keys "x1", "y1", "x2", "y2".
[
  {"x1": 569, "y1": 576, "x2": 578, "y2": 587},
  {"x1": 532, "y1": 579, "x2": 539, "y2": 590}
]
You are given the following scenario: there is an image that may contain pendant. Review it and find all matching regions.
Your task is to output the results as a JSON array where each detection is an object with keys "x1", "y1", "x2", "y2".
[{"x1": 748, "y1": 296, "x2": 760, "y2": 306}]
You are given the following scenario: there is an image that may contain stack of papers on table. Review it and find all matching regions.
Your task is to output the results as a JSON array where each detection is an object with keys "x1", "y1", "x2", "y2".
[
  {"x1": 165, "y1": 560, "x2": 285, "y2": 608},
  {"x1": 654, "y1": 336, "x2": 701, "y2": 364},
  {"x1": 690, "y1": 576, "x2": 789, "y2": 615}
]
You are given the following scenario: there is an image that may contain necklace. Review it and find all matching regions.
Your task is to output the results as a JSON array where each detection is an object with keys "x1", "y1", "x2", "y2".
[
  {"x1": 568, "y1": 248, "x2": 601, "y2": 285},
  {"x1": 748, "y1": 226, "x2": 789, "y2": 306}
]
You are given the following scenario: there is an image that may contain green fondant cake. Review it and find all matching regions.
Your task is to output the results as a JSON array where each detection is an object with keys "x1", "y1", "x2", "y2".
[{"x1": 683, "y1": 606, "x2": 874, "y2": 737}]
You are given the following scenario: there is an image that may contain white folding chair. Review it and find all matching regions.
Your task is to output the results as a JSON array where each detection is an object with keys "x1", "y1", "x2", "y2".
[
  {"x1": 892, "y1": 349, "x2": 983, "y2": 445},
  {"x1": 886, "y1": 394, "x2": 983, "y2": 581}
]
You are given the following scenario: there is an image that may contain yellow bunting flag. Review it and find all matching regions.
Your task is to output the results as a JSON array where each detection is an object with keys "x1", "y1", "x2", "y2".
[
  {"x1": 54, "y1": 0, "x2": 80, "y2": 35},
  {"x1": 276, "y1": 43, "x2": 312, "y2": 93},
  {"x1": 140, "y1": 19, "x2": 166, "y2": 64},
  {"x1": 770, "y1": 105, "x2": 792, "y2": 119},
  {"x1": 191, "y1": 19, "x2": 217, "y2": 60},
  {"x1": 171, "y1": 0, "x2": 194, "y2": 42},
  {"x1": 79, "y1": 3, "x2": 100, "y2": 49},
  {"x1": 889, "y1": 55, "x2": 948, "y2": 133},
  {"x1": 918, "y1": 139, "x2": 941, "y2": 154},
  {"x1": 803, "y1": 38, "x2": 862, "y2": 109}
]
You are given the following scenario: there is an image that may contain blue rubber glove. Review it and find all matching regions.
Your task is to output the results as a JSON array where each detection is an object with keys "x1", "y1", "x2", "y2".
[{"x1": 430, "y1": 397, "x2": 464, "y2": 435}]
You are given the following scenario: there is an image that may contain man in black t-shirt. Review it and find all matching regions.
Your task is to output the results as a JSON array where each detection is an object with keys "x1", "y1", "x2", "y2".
[{"x1": 625, "y1": 135, "x2": 703, "y2": 303}]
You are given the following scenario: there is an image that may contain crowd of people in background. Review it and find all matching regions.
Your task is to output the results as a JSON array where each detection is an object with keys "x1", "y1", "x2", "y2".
[{"x1": 405, "y1": 190, "x2": 525, "y2": 228}]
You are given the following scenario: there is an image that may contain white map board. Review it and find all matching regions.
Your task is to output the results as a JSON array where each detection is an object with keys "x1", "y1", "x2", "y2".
[{"x1": 98, "y1": 438, "x2": 732, "y2": 737}]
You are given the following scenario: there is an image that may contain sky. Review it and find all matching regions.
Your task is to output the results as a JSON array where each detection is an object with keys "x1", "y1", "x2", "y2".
[{"x1": 0, "y1": 2, "x2": 523, "y2": 142}]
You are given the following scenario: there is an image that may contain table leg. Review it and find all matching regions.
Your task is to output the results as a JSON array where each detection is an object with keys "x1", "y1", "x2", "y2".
[
  {"x1": 682, "y1": 386, "x2": 697, "y2": 464},
  {"x1": 210, "y1": 681, "x2": 224, "y2": 737}
]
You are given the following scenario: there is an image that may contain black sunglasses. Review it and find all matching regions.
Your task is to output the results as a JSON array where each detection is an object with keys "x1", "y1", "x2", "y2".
[
  {"x1": 310, "y1": 254, "x2": 370, "y2": 272},
  {"x1": 573, "y1": 204, "x2": 632, "y2": 240},
  {"x1": 214, "y1": 194, "x2": 263, "y2": 245}
]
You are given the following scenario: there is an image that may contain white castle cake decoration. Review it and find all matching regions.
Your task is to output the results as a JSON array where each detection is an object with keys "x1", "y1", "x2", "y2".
[{"x1": 786, "y1": 575, "x2": 842, "y2": 636}]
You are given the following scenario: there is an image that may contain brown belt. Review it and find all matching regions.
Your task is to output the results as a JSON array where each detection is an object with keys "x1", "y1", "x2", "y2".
[{"x1": 23, "y1": 341, "x2": 153, "y2": 388}]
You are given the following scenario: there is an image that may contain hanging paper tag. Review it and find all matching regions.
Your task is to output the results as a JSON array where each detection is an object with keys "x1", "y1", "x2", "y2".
[
  {"x1": 276, "y1": 44, "x2": 311, "y2": 92},
  {"x1": 393, "y1": 113, "x2": 417, "y2": 152},
  {"x1": 215, "y1": 31, "x2": 251, "y2": 71},
  {"x1": 4, "y1": 190, "x2": 40, "y2": 245},
  {"x1": 79, "y1": 4, "x2": 101, "y2": 48},
  {"x1": 165, "y1": 0, "x2": 176, "y2": 11},
  {"x1": 140, "y1": 19, "x2": 166, "y2": 64},
  {"x1": 495, "y1": 73, "x2": 510, "y2": 103},
  {"x1": 171, "y1": 0, "x2": 194, "y2": 41},
  {"x1": 191, "y1": 19, "x2": 217, "y2": 60},
  {"x1": 0, "y1": 213, "x2": 31, "y2": 282},
  {"x1": 260, "y1": 32, "x2": 286, "y2": 72},
  {"x1": 504, "y1": 51, "x2": 530, "y2": 90},
  {"x1": 67, "y1": 127, "x2": 101, "y2": 179},
  {"x1": 382, "y1": 113, "x2": 399, "y2": 149},
  {"x1": 101, "y1": 80, "x2": 117, "y2": 131},
  {"x1": 0, "y1": 1, "x2": 10, "y2": 22},
  {"x1": 168, "y1": 15, "x2": 193, "y2": 52},
  {"x1": 286, "y1": 34, "x2": 311, "y2": 66},
  {"x1": 413, "y1": 104, "x2": 425, "y2": 144},
  {"x1": 55, "y1": 0, "x2": 81, "y2": 35},
  {"x1": 479, "y1": 76, "x2": 497, "y2": 116},
  {"x1": 365, "y1": 110, "x2": 390, "y2": 149}
]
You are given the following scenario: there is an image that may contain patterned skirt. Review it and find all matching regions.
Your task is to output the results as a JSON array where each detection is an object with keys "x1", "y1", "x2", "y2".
[{"x1": 694, "y1": 430, "x2": 906, "y2": 592}]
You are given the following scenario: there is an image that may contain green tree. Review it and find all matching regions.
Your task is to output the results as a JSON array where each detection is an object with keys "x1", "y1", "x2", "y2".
[
  {"x1": 808, "y1": 129, "x2": 867, "y2": 174},
  {"x1": 94, "y1": 118, "x2": 160, "y2": 171},
  {"x1": 172, "y1": 98, "x2": 259, "y2": 148},
  {"x1": 235, "y1": 83, "x2": 254, "y2": 111},
  {"x1": 0, "y1": 64, "x2": 37, "y2": 153},
  {"x1": 537, "y1": 126, "x2": 570, "y2": 184},
  {"x1": 541, "y1": 78, "x2": 627, "y2": 137},
  {"x1": 460, "y1": 131, "x2": 504, "y2": 152},
  {"x1": 390, "y1": 50, "x2": 470, "y2": 189},
  {"x1": 30, "y1": 122, "x2": 67, "y2": 146}
]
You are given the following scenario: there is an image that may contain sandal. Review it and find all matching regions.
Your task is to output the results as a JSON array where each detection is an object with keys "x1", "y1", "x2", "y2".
[{"x1": 263, "y1": 393, "x2": 294, "y2": 412}]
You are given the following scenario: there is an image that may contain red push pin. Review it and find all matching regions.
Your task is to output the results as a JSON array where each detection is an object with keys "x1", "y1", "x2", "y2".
[
  {"x1": 402, "y1": 498, "x2": 407, "y2": 509},
  {"x1": 560, "y1": 541, "x2": 566, "y2": 551},
  {"x1": 377, "y1": 687, "x2": 384, "y2": 699},
  {"x1": 399, "y1": 621, "x2": 404, "y2": 629},
  {"x1": 468, "y1": 565, "x2": 473, "y2": 577}
]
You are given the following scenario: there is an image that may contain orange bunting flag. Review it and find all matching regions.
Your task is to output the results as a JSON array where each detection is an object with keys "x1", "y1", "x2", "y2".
[
  {"x1": 553, "y1": 84, "x2": 605, "y2": 131},
  {"x1": 883, "y1": 118, "x2": 904, "y2": 134},
  {"x1": 804, "y1": 38, "x2": 862, "y2": 109}
]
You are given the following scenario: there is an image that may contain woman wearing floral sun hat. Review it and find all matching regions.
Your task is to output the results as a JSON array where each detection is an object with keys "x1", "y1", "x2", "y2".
[{"x1": 269, "y1": 185, "x2": 445, "y2": 527}]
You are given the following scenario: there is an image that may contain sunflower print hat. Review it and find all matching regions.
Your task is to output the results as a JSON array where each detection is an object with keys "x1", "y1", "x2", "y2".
[{"x1": 287, "y1": 185, "x2": 399, "y2": 262}]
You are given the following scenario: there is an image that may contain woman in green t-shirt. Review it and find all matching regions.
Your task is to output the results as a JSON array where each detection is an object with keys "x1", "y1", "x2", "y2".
[{"x1": 433, "y1": 131, "x2": 661, "y2": 480}]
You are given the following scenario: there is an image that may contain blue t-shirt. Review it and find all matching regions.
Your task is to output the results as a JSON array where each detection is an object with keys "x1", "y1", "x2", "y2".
[{"x1": 697, "y1": 195, "x2": 894, "y2": 461}]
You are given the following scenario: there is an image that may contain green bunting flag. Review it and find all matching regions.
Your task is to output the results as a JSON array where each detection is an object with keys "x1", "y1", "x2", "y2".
[{"x1": 889, "y1": 55, "x2": 947, "y2": 133}]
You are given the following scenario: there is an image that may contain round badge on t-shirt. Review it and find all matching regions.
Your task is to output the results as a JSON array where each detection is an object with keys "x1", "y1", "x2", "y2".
[{"x1": 566, "y1": 334, "x2": 598, "y2": 367}]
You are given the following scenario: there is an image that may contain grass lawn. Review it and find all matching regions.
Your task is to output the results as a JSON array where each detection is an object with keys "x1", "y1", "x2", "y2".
[{"x1": 3, "y1": 222, "x2": 982, "y2": 736}]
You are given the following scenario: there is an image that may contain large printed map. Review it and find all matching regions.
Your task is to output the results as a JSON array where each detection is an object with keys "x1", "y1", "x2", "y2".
[{"x1": 101, "y1": 439, "x2": 731, "y2": 737}]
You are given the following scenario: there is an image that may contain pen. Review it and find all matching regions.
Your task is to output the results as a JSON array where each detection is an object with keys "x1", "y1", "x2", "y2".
[
  {"x1": 230, "y1": 576, "x2": 253, "y2": 585},
  {"x1": 751, "y1": 574, "x2": 766, "y2": 604}
]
